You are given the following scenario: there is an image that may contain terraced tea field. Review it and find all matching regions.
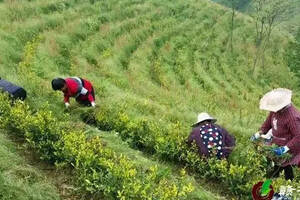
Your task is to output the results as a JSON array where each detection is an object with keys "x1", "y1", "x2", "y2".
[{"x1": 0, "y1": 0, "x2": 300, "y2": 199}]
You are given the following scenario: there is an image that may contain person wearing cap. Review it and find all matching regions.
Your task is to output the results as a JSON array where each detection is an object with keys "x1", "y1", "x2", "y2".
[
  {"x1": 251, "y1": 88, "x2": 300, "y2": 180},
  {"x1": 187, "y1": 112, "x2": 235, "y2": 159},
  {"x1": 51, "y1": 77, "x2": 96, "y2": 108}
]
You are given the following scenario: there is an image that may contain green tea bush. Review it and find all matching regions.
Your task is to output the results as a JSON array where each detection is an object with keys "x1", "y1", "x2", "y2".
[
  {"x1": 0, "y1": 94, "x2": 194, "y2": 199},
  {"x1": 90, "y1": 104, "x2": 286, "y2": 199},
  {"x1": 2, "y1": 0, "x2": 300, "y2": 199}
]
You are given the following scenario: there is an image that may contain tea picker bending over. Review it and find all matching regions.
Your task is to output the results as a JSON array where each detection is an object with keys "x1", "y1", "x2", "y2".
[
  {"x1": 187, "y1": 112, "x2": 235, "y2": 159},
  {"x1": 51, "y1": 77, "x2": 96, "y2": 108},
  {"x1": 0, "y1": 78, "x2": 27, "y2": 101}
]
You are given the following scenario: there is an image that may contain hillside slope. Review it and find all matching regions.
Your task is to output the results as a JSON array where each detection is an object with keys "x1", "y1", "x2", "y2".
[
  {"x1": 0, "y1": 0, "x2": 300, "y2": 199},
  {"x1": 0, "y1": 130, "x2": 60, "y2": 200},
  {"x1": 211, "y1": 0, "x2": 300, "y2": 35}
]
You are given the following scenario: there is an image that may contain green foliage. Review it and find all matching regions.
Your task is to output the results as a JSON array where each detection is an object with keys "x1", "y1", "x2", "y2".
[
  {"x1": 214, "y1": 0, "x2": 300, "y2": 35},
  {"x1": 253, "y1": 141, "x2": 292, "y2": 166},
  {"x1": 286, "y1": 28, "x2": 300, "y2": 80},
  {"x1": 0, "y1": 133, "x2": 60, "y2": 200},
  {"x1": 0, "y1": 94, "x2": 193, "y2": 199},
  {"x1": 1, "y1": 0, "x2": 300, "y2": 199},
  {"x1": 82, "y1": 104, "x2": 270, "y2": 198},
  {"x1": 212, "y1": 0, "x2": 251, "y2": 10}
]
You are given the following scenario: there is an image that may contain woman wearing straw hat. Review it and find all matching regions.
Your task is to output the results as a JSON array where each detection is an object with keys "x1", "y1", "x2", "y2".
[
  {"x1": 187, "y1": 112, "x2": 235, "y2": 159},
  {"x1": 251, "y1": 88, "x2": 300, "y2": 180}
]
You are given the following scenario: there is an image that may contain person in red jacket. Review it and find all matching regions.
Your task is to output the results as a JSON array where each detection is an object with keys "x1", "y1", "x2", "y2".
[{"x1": 51, "y1": 77, "x2": 96, "y2": 108}]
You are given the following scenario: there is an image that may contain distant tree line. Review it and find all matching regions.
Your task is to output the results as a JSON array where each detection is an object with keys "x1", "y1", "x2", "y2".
[
  {"x1": 212, "y1": 0, "x2": 251, "y2": 10},
  {"x1": 251, "y1": 0, "x2": 294, "y2": 75},
  {"x1": 217, "y1": 0, "x2": 295, "y2": 76},
  {"x1": 286, "y1": 28, "x2": 300, "y2": 80}
]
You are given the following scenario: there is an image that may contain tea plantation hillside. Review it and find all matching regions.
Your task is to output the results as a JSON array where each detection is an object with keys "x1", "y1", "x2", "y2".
[
  {"x1": 212, "y1": 0, "x2": 300, "y2": 35},
  {"x1": 0, "y1": 0, "x2": 300, "y2": 199},
  {"x1": 0, "y1": 130, "x2": 60, "y2": 200}
]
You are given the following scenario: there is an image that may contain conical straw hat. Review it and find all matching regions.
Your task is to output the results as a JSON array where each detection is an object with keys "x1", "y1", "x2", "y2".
[{"x1": 259, "y1": 88, "x2": 292, "y2": 112}]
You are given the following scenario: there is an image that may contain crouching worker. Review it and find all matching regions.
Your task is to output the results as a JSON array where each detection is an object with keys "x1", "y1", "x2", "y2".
[
  {"x1": 187, "y1": 112, "x2": 235, "y2": 159},
  {"x1": 51, "y1": 77, "x2": 96, "y2": 108},
  {"x1": 251, "y1": 88, "x2": 300, "y2": 181},
  {"x1": 0, "y1": 78, "x2": 27, "y2": 101}
]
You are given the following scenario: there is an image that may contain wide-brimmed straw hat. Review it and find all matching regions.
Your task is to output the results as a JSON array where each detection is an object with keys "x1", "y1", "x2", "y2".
[
  {"x1": 192, "y1": 112, "x2": 217, "y2": 127},
  {"x1": 259, "y1": 88, "x2": 292, "y2": 112}
]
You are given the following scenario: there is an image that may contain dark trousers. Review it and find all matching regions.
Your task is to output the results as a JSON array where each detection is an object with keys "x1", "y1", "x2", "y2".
[
  {"x1": 267, "y1": 165, "x2": 294, "y2": 181},
  {"x1": 76, "y1": 87, "x2": 95, "y2": 106}
]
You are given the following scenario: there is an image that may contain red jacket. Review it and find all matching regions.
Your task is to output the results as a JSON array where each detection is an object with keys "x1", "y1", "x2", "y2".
[{"x1": 63, "y1": 78, "x2": 95, "y2": 103}]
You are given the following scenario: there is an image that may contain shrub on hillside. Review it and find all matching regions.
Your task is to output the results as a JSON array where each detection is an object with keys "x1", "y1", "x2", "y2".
[
  {"x1": 0, "y1": 94, "x2": 194, "y2": 199},
  {"x1": 88, "y1": 104, "x2": 284, "y2": 199}
]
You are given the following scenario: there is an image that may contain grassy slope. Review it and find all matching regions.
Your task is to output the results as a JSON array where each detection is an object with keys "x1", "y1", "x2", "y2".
[
  {"x1": 0, "y1": 0, "x2": 299, "y2": 199},
  {"x1": 0, "y1": 130, "x2": 60, "y2": 200},
  {"x1": 211, "y1": 0, "x2": 300, "y2": 35},
  {"x1": 0, "y1": 1, "x2": 227, "y2": 198},
  {"x1": 274, "y1": 4, "x2": 300, "y2": 35}
]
